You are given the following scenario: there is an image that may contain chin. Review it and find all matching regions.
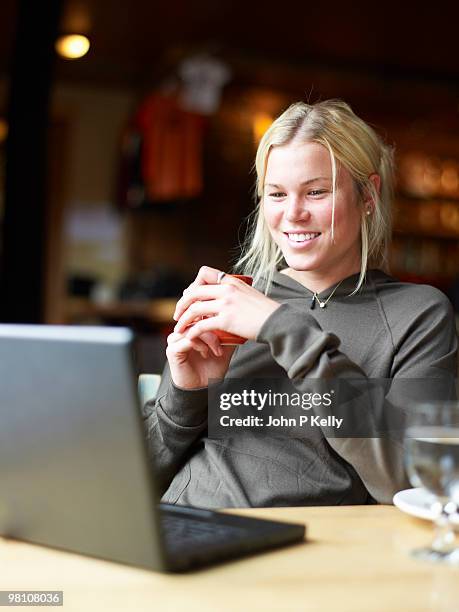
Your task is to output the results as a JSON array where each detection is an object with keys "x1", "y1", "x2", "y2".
[{"x1": 284, "y1": 255, "x2": 321, "y2": 272}]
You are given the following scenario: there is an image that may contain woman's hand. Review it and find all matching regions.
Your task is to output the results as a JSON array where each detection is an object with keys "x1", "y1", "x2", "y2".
[
  {"x1": 167, "y1": 267, "x2": 239, "y2": 389},
  {"x1": 166, "y1": 330, "x2": 235, "y2": 390},
  {"x1": 173, "y1": 266, "x2": 281, "y2": 343}
]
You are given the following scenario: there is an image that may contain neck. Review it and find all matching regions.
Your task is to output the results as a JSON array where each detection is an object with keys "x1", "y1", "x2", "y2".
[{"x1": 281, "y1": 262, "x2": 362, "y2": 294}]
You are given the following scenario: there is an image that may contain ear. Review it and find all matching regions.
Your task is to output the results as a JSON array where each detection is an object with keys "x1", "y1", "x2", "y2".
[
  {"x1": 368, "y1": 173, "x2": 381, "y2": 196},
  {"x1": 364, "y1": 173, "x2": 381, "y2": 212}
]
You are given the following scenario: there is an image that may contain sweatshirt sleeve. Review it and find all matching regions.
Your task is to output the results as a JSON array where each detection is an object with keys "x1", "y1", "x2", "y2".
[
  {"x1": 256, "y1": 299, "x2": 458, "y2": 504},
  {"x1": 141, "y1": 362, "x2": 208, "y2": 495}
]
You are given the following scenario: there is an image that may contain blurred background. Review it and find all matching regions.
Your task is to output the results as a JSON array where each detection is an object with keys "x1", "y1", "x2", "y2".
[{"x1": 0, "y1": 0, "x2": 458, "y2": 371}]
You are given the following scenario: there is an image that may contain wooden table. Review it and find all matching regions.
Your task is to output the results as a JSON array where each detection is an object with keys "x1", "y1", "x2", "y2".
[{"x1": 1, "y1": 505, "x2": 458, "y2": 612}]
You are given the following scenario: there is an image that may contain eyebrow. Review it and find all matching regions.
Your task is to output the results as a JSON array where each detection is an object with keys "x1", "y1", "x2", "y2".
[{"x1": 265, "y1": 177, "x2": 331, "y2": 189}]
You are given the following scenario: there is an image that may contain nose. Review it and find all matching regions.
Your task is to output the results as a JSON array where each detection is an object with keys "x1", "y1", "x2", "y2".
[{"x1": 285, "y1": 196, "x2": 311, "y2": 223}]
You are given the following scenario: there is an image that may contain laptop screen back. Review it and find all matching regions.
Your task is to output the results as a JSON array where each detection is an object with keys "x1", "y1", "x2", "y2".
[{"x1": 0, "y1": 325, "x2": 166, "y2": 570}]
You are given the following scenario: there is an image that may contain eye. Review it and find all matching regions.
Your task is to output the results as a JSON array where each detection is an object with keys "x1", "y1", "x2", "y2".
[
  {"x1": 308, "y1": 189, "x2": 328, "y2": 197},
  {"x1": 268, "y1": 192, "x2": 286, "y2": 199}
]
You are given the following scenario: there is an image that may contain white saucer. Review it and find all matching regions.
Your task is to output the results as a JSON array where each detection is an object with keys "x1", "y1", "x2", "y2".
[{"x1": 393, "y1": 488, "x2": 459, "y2": 527}]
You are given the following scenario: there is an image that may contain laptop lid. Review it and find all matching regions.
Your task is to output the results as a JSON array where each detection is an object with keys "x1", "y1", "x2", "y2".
[{"x1": 0, "y1": 324, "x2": 168, "y2": 571}]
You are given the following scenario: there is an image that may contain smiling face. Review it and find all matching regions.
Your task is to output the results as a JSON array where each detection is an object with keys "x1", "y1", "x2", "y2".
[{"x1": 262, "y1": 141, "x2": 363, "y2": 290}]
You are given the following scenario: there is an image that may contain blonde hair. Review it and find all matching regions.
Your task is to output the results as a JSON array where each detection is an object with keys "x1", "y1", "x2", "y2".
[{"x1": 234, "y1": 99, "x2": 395, "y2": 294}]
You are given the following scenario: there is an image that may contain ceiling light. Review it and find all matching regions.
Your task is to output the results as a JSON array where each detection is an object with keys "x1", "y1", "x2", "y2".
[
  {"x1": 253, "y1": 112, "x2": 273, "y2": 143},
  {"x1": 55, "y1": 34, "x2": 90, "y2": 60}
]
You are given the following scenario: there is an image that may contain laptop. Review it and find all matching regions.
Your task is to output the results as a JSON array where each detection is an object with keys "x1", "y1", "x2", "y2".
[{"x1": 0, "y1": 324, "x2": 305, "y2": 572}]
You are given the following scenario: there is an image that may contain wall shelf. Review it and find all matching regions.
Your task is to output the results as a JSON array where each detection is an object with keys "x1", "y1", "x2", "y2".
[{"x1": 65, "y1": 297, "x2": 176, "y2": 327}]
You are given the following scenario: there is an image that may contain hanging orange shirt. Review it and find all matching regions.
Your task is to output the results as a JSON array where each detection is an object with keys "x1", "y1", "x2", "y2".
[{"x1": 136, "y1": 93, "x2": 205, "y2": 201}]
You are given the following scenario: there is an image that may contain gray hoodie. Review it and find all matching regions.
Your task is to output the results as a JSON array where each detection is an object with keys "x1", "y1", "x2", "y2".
[{"x1": 142, "y1": 270, "x2": 458, "y2": 507}]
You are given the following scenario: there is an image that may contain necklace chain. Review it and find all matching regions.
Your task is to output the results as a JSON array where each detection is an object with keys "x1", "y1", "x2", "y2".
[{"x1": 310, "y1": 279, "x2": 345, "y2": 310}]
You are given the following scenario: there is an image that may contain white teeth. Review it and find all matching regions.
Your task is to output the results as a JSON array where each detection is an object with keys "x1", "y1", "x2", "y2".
[{"x1": 287, "y1": 232, "x2": 319, "y2": 242}]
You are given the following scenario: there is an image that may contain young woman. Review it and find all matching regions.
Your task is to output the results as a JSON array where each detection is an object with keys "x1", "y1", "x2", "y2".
[{"x1": 142, "y1": 99, "x2": 457, "y2": 508}]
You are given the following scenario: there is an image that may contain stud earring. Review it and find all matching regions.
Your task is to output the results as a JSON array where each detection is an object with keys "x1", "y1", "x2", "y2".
[{"x1": 366, "y1": 209, "x2": 371, "y2": 216}]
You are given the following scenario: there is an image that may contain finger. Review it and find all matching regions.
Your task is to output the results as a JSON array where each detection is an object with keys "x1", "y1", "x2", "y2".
[
  {"x1": 184, "y1": 314, "x2": 226, "y2": 341},
  {"x1": 180, "y1": 266, "x2": 222, "y2": 297},
  {"x1": 169, "y1": 327, "x2": 223, "y2": 357},
  {"x1": 174, "y1": 299, "x2": 223, "y2": 333},
  {"x1": 167, "y1": 331, "x2": 210, "y2": 354},
  {"x1": 167, "y1": 331, "x2": 187, "y2": 345},
  {"x1": 173, "y1": 284, "x2": 223, "y2": 321},
  {"x1": 198, "y1": 331, "x2": 223, "y2": 357},
  {"x1": 167, "y1": 335, "x2": 209, "y2": 358},
  {"x1": 193, "y1": 265, "x2": 224, "y2": 286}
]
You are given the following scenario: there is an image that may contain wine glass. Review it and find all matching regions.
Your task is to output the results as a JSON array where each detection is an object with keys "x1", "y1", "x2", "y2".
[{"x1": 404, "y1": 400, "x2": 459, "y2": 564}]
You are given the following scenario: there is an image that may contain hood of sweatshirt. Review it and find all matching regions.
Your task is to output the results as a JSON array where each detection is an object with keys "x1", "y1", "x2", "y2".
[{"x1": 260, "y1": 268, "x2": 394, "y2": 302}]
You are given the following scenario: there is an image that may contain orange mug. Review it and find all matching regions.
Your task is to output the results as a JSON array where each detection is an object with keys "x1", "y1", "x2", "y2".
[{"x1": 213, "y1": 274, "x2": 253, "y2": 346}]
